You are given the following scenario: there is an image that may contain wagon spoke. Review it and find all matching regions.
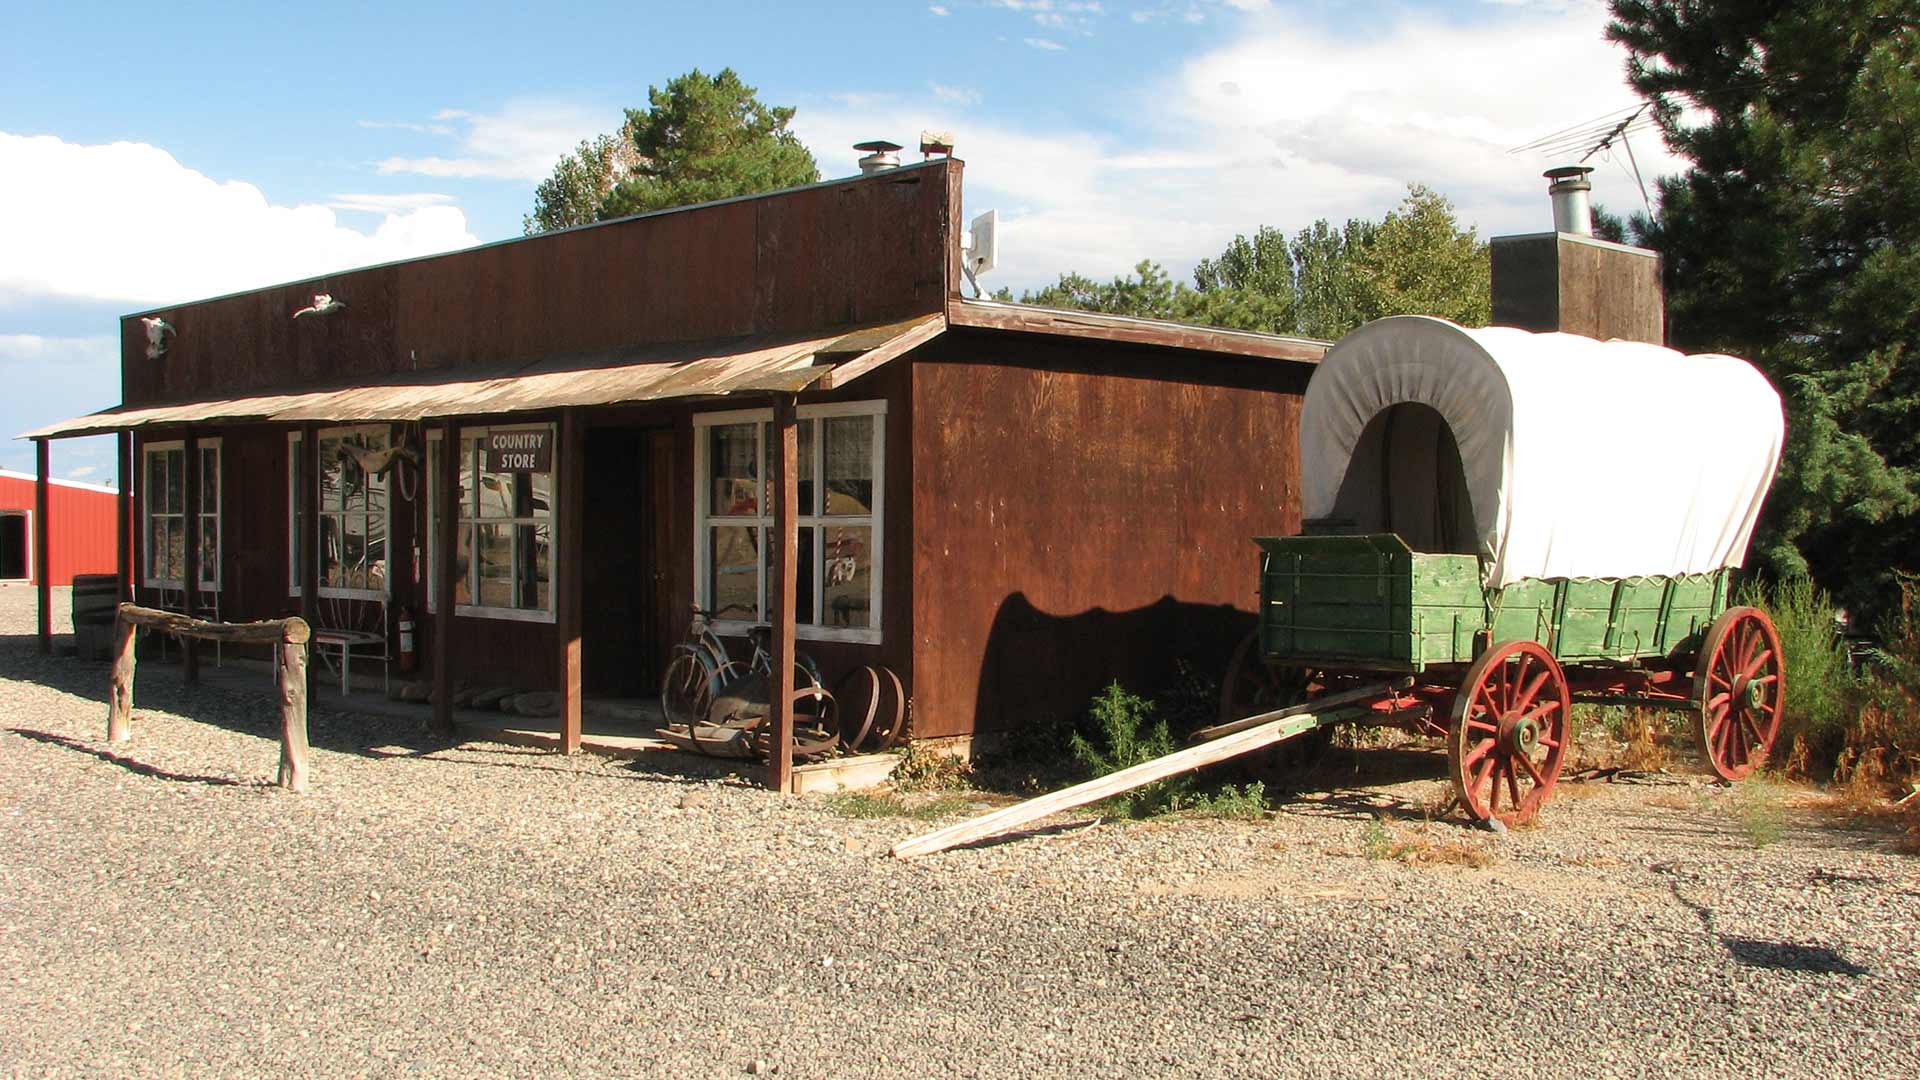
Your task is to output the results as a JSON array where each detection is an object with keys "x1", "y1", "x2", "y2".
[
  {"x1": 1517, "y1": 751, "x2": 1547, "y2": 788},
  {"x1": 1507, "y1": 654, "x2": 1530, "y2": 712},
  {"x1": 1506, "y1": 764, "x2": 1524, "y2": 809},
  {"x1": 1513, "y1": 669, "x2": 1551, "y2": 716},
  {"x1": 1462, "y1": 736, "x2": 1496, "y2": 769},
  {"x1": 1466, "y1": 718, "x2": 1498, "y2": 734},
  {"x1": 1705, "y1": 690, "x2": 1731, "y2": 710},
  {"x1": 1521, "y1": 698, "x2": 1561, "y2": 724},
  {"x1": 1739, "y1": 648, "x2": 1774, "y2": 680},
  {"x1": 1486, "y1": 760, "x2": 1504, "y2": 814}
]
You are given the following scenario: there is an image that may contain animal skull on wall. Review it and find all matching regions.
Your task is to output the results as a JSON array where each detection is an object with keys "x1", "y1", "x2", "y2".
[{"x1": 141, "y1": 317, "x2": 174, "y2": 360}]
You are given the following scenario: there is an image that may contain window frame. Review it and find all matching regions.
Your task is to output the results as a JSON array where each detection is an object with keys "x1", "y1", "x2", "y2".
[
  {"x1": 312, "y1": 424, "x2": 393, "y2": 602},
  {"x1": 692, "y1": 400, "x2": 886, "y2": 645},
  {"x1": 0, "y1": 510, "x2": 29, "y2": 583},
  {"x1": 448, "y1": 421, "x2": 558, "y2": 625},
  {"x1": 141, "y1": 438, "x2": 221, "y2": 592}
]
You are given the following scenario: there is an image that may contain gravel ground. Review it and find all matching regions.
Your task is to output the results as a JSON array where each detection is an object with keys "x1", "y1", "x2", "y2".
[{"x1": 2, "y1": 581, "x2": 1917, "y2": 1079}]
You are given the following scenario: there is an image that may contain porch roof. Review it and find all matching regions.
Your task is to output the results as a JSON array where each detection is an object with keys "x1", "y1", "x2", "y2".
[{"x1": 18, "y1": 315, "x2": 942, "y2": 440}]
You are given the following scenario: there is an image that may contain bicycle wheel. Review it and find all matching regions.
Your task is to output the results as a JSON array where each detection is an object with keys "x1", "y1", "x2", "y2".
[{"x1": 660, "y1": 652, "x2": 712, "y2": 731}]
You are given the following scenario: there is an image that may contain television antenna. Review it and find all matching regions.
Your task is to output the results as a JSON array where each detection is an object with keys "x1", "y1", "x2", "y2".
[{"x1": 1509, "y1": 103, "x2": 1659, "y2": 220}]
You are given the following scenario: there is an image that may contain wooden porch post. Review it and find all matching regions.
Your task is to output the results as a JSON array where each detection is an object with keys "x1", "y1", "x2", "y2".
[
  {"x1": 556, "y1": 409, "x2": 584, "y2": 753},
  {"x1": 34, "y1": 438, "x2": 50, "y2": 654},
  {"x1": 181, "y1": 430, "x2": 201, "y2": 683},
  {"x1": 299, "y1": 423, "x2": 320, "y2": 628},
  {"x1": 430, "y1": 419, "x2": 458, "y2": 736},
  {"x1": 116, "y1": 432, "x2": 132, "y2": 602},
  {"x1": 768, "y1": 394, "x2": 799, "y2": 793}
]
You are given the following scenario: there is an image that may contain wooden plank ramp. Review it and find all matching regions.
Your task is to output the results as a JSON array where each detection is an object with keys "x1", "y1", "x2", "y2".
[{"x1": 890, "y1": 681, "x2": 1403, "y2": 859}]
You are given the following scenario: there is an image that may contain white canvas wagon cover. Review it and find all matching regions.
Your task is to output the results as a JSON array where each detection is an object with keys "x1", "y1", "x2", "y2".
[{"x1": 1300, "y1": 316, "x2": 1784, "y2": 588}]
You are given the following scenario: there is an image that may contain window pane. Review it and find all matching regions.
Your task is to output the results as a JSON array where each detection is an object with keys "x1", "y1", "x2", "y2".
[
  {"x1": 476, "y1": 523, "x2": 513, "y2": 607},
  {"x1": 365, "y1": 512, "x2": 387, "y2": 593},
  {"x1": 764, "y1": 526, "x2": 816, "y2": 625},
  {"x1": 146, "y1": 516, "x2": 164, "y2": 580},
  {"x1": 709, "y1": 423, "x2": 758, "y2": 517},
  {"x1": 455, "y1": 440, "x2": 474, "y2": 518},
  {"x1": 200, "y1": 515, "x2": 218, "y2": 587},
  {"x1": 797, "y1": 419, "x2": 816, "y2": 515},
  {"x1": 517, "y1": 523, "x2": 551, "y2": 611},
  {"x1": 455, "y1": 523, "x2": 472, "y2": 606},
  {"x1": 342, "y1": 513, "x2": 368, "y2": 590},
  {"x1": 709, "y1": 525, "x2": 759, "y2": 620},
  {"x1": 166, "y1": 518, "x2": 185, "y2": 583},
  {"x1": 526, "y1": 470, "x2": 551, "y2": 521},
  {"x1": 823, "y1": 524, "x2": 872, "y2": 628},
  {"x1": 164, "y1": 449, "x2": 185, "y2": 514},
  {"x1": 824, "y1": 415, "x2": 875, "y2": 515},
  {"x1": 200, "y1": 447, "x2": 219, "y2": 513},
  {"x1": 146, "y1": 451, "x2": 166, "y2": 516}
]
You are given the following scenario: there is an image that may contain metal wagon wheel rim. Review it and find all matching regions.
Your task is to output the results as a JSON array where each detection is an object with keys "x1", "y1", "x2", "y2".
[
  {"x1": 835, "y1": 666, "x2": 883, "y2": 752},
  {"x1": 1220, "y1": 628, "x2": 1309, "y2": 725},
  {"x1": 659, "y1": 652, "x2": 711, "y2": 735},
  {"x1": 1692, "y1": 606, "x2": 1784, "y2": 781},
  {"x1": 1447, "y1": 639, "x2": 1570, "y2": 826}
]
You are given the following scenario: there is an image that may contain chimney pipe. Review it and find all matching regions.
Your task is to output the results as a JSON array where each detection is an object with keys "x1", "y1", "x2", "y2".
[
  {"x1": 854, "y1": 140, "x2": 903, "y2": 176},
  {"x1": 1544, "y1": 165, "x2": 1594, "y2": 236}
]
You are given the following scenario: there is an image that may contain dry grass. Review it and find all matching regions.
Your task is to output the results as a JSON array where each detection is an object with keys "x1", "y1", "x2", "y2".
[
  {"x1": 1618, "y1": 709, "x2": 1670, "y2": 772},
  {"x1": 1360, "y1": 816, "x2": 1495, "y2": 868}
]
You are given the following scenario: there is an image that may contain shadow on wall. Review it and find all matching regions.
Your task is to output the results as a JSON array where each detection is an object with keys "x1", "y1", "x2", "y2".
[{"x1": 972, "y1": 592, "x2": 1253, "y2": 738}]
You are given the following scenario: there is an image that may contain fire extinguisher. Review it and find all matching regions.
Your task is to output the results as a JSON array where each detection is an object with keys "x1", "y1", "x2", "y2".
[{"x1": 397, "y1": 606, "x2": 418, "y2": 674}]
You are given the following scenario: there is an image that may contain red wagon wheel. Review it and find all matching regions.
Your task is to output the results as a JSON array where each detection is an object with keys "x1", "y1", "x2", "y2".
[
  {"x1": 1447, "y1": 639, "x2": 1570, "y2": 826},
  {"x1": 1220, "y1": 629, "x2": 1329, "y2": 783},
  {"x1": 1692, "y1": 606, "x2": 1784, "y2": 781}
]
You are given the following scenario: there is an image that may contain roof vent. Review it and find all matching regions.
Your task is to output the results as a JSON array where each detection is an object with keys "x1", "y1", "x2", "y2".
[
  {"x1": 1544, "y1": 165, "x2": 1594, "y2": 237},
  {"x1": 855, "y1": 140, "x2": 903, "y2": 176}
]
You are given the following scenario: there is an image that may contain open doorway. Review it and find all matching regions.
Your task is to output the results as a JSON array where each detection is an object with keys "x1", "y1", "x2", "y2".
[
  {"x1": 1326, "y1": 402, "x2": 1477, "y2": 555},
  {"x1": 581, "y1": 428, "x2": 676, "y2": 698},
  {"x1": 0, "y1": 512, "x2": 27, "y2": 581}
]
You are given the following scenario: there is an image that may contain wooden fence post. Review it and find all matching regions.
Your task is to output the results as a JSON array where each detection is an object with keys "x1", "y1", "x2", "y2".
[
  {"x1": 107, "y1": 608, "x2": 137, "y2": 744},
  {"x1": 277, "y1": 622, "x2": 311, "y2": 792}
]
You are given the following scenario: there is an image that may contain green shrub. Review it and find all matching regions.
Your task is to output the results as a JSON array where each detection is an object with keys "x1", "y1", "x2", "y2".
[
  {"x1": 1174, "y1": 782, "x2": 1270, "y2": 820},
  {"x1": 1070, "y1": 682, "x2": 1190, "y2": 818},
  {"x1": 1739, "y1": 575, "x2": 1858, "y2": 768}
]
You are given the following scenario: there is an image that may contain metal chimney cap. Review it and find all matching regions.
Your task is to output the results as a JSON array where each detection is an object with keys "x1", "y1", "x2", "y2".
[
  {"x1": 1544, "y1": 164, "x2": 1594, "y2": 190},
  {"x1": 854, "y1": 140, "x2": 904, "y2": 153}
]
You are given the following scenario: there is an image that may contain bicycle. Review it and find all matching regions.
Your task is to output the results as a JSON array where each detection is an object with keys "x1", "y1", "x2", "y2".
[{"x1": 660, "y1": 606, "x2": 833, "y2": 759}]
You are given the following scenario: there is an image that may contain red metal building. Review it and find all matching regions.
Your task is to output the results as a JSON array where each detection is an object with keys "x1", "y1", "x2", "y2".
[{"x1": 0, "y1": 469, "x2": 118, "y2": 585}]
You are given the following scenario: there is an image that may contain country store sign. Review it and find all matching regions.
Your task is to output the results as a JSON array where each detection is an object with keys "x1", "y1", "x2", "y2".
[{"x1": 482, "y1": 429, "x2": 552, "y2": 473}]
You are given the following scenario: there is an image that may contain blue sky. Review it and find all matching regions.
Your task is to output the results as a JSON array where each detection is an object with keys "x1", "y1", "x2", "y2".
[{"x1": 1, "y1": 0, "x2": 1666, "y2": 481}]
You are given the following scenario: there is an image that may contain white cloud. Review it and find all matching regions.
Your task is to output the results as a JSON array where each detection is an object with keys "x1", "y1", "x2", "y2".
[
  {"x1": 929, "y1": 3, "x2": 950, "y2": 12},
  {"x1": 930, "y1": 82, "x2": 983, "y2": 106},
  {"x1": 1024, "y1": 36, "x2": 1067, "y2": 50},
  {"x1": 67, "y1": 465, "x2": 99, "y2": 479},
  {"x1": 328, "y1": 192, "x2": 458, "y2": 215},
  {"x1": 796, "y1": 0, "x2": 1673, "y2": 294},
  {"x1": 0, "y1": 133, "x2": 479, "y2": 308},
  {"x1": 375, "y1": 101, "x2": 607, "y2": 182}
]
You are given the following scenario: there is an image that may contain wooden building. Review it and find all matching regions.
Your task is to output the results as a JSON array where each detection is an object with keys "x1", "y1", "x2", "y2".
[{"x1": 23, "y1": 158, "x2": 1336, "y2": 780}]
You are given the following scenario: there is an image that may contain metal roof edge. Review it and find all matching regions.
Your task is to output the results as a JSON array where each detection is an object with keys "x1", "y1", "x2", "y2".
[
  {"x1": 0, "y1": 468, "x2": 119, "y2": 494},
  {"x1": 120, "y1": 160, "x2": 960, "y2": 321},
  {"x1": 946, "y1": 299, "x2": 1329, "y2": 364}
]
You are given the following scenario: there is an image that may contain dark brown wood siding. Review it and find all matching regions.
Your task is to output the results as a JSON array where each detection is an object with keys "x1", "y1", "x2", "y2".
[
  {"x1": 908, "y1": 331, "x2": 1311, "y2": 741},
  {"x1": 119, "y1": 161, "x2": 958, "y2": 408}
]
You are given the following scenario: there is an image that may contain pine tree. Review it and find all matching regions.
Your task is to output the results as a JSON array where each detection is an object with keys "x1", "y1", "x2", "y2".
[{"x1": 1608, "y1": 0, "x2": 1920, "y2": 616}]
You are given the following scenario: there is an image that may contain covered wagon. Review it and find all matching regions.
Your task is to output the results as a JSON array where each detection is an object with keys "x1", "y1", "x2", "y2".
[{"x1": 1223, "y1": 315, "x2": 1787, "y2": 824}]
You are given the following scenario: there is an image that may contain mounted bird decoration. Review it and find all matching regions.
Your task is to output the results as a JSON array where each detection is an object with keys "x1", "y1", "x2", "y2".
[
  {"x1": 293, "y1": 293, "x2": 347, "y2": 319},
  {"x1": 141, "y1": 316, "x2": 174, "y2": 360}
]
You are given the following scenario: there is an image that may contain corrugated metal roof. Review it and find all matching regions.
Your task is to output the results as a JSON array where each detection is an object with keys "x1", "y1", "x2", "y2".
[{"x1": 20, "y1": 317, "x2": 941, "y2": 440}]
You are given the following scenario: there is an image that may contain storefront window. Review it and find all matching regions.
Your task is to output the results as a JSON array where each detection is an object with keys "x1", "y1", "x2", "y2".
[
  {"x1": 427, "y1": 424, "x2": 555, "y2": 621},
  {"x1": 142, "y1": 439, "x2": 219, "y2": 590},
  {"x1": 315, "y1": 427, "x2": 389, "y2": 598},
  {"x1": 694, "y1": 403, "x2": 884, "y2": 641}
]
